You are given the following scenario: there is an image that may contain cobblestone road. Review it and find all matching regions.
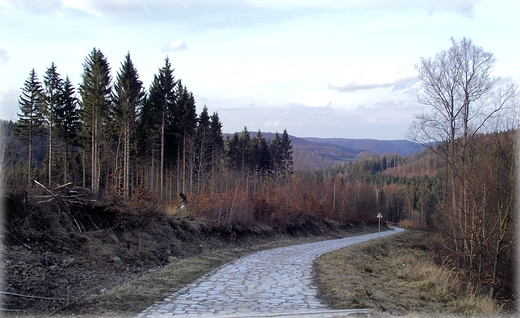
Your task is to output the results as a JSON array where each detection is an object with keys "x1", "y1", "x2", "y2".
[{"x1": 137, "y1": 228, "x2": 404, "y2": 317}]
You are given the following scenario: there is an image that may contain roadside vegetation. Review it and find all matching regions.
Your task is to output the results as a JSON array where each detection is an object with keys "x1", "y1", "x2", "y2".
[
  {"x1": 3, "y1": 189, "x2": 381, "y2": 315},
  {"x1": 1, "y1": 37, "x2": 517, "y2": 315},
  {"x1": 315, "y1": 230, "x2": 507, "y2": 317}
]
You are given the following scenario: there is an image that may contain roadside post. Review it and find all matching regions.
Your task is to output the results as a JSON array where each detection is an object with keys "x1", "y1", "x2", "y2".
[{"x1": 377, "y1": 212, "x2": 383, "y2": 238}]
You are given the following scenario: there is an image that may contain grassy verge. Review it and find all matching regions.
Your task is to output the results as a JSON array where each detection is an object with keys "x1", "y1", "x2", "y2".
[{"x1": 314, "y1": 230, "x2": 504, "y2": 317}]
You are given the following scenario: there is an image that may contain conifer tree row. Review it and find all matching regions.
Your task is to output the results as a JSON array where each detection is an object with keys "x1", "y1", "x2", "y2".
[
  {"x1": 226, "y1": 127, "x2": 293, "y2": 178},
  {"x1": 13, "y1": 48, "x2": 293, "y2": 203}
]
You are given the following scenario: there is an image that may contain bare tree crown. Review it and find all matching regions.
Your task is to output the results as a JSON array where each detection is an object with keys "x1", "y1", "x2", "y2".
[{"x1": 411, "y1": 37, "x2": 514, "y2": 148}]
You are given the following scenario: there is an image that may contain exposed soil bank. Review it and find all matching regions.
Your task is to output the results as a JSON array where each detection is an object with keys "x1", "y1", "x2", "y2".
[{"x1": 3, "y1": 194, "x2": 383, "y2": 316}]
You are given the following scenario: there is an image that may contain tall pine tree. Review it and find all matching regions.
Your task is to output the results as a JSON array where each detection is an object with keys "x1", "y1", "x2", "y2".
[
  {"x1": 55, "y1": 76, "x2": 80, "y2": 184},
  {"x1": 280, "y1": 129, "x2": 293, "y2": 177},
  {"x1": 79, "y1": 48, "x2": 112, "y2": 193},
  {"x1": 16, "y1": 68, "x2": 44, "y2": 187},
  {"x1": 195, "y1": 106, "x2": 212, "y2": 177},
  {"x1": 209, "y1": 112, "x2": 224, "y2": 155},
  {"x1": 111, "y1": 52, "x2": 144, "y2": 197},
  {"x1": 157, "y1": 57, "x2": 176, "y2": 196},
  {"x1": 42, "y1": 62, "x2": 63, "y2": 187},
  {"x1": 252, "y1": 130, "x2": 270, "y2": 175},
  {"x1": 137, "y1": 75, "x2": 162, "y2": 192},
  {"x1": 173, "y1": 80, "x2": 197, "y2": 192},
  {"x1": 209, "y1": 111, "x2": 224, "y2": 190}
]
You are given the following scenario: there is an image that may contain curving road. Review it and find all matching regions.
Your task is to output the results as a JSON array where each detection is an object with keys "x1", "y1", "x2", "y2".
[{"x1": 137, "y1": 227, "x2": 404, "y2": 317}]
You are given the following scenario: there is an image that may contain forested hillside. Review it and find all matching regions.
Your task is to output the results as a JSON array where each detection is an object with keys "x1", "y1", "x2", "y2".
[
  {"x1": 3, "y1": 50, "x2": 294, "y2": 206},
  {"x1": 303, "y1": 137, "x2": 422, "y2": 157},
  {"x1": 1, "y1": 38, "x2": 518, "y2": 312}
]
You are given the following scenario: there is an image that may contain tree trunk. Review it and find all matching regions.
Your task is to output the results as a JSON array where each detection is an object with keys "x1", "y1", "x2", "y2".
[
  {"x1": 48, "y1": 125, "x2": 52, "y2": 187},
  {"x1": 27, "y1": 131, "x2": 33, "y2": 187},
  {"x1": 63, "y1": 140, "x2": 68, "y2": 184},
  {"x1": 124, "y1": 124, "x2": 130, "y2": 197},
  {"x1": 91, "y1": 117, "x2": 98, "y2": 193},
  {"x1": 160, "y1": 114, "x2": 165, "y2": 197}
]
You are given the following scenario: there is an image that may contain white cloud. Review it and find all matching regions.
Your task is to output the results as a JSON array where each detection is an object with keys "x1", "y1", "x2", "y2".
[
  {"x1": 329, "y1": 76, "x2": 418, "y2": 92},
  {"x1": 1, "y1": 0, "x2": 61, "y2": 12},
  {"x1": 0, "y1": 0, "x2": 14, "y2": 9},
  {"x1": 163, "y1": 39, "x2": 187, "y2": 52},
  {"x1": 264, "y1": 119, "x2": 280, "y2": 127},
  {"x1": 423, "y1": 0, "x2": 476, "y2": 18},
  {"x1": 368, "y1": 0, "x2": 477, "y2": 18},
  {"x1": 329, "y1": 66, "x2": 418, "y2": 92},
  {"x1": 61, "y1": 0, "x2": 149, "y2": 17}
]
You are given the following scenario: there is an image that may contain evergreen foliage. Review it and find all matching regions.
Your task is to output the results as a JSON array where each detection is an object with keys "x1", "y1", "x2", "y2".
[
  {"x1": 42, "y1": 62, "x2": 64, "y2": 187},
  {"x1": 55, "y1": 76, "x2": 81, "y2": 183},
  {"x1": 225, "y1": 127, "x2": 294, "y2": 178},
  {"x1": 158, "y1": 57, "x2": 177, "y2": 167},
  {"x1": 79, "y1": 48, "x2": 112, "y2": 193},
  {"x1": 137, "y1": 75, "x2": 162, "y2": 165},
  {"x1": 111, "y1": 52, "x2": 145, "y2": 197},
  {"x1": 16, "y1": 68, "x2": 44, "y2": 186}
]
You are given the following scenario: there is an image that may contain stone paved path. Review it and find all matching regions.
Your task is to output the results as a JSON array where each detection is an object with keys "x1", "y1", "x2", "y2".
[{"x1": 137, "y1": 227, "x2": 404, "y2": 317}]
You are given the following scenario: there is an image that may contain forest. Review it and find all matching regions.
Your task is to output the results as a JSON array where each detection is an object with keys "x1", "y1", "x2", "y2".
[{"x1": 1, "y1": 38, "x2": 518, "y2": 307}]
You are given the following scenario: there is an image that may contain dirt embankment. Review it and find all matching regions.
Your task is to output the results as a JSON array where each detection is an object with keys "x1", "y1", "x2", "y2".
[{"x1": 2, "y1": 192, "x2": 381, "y2": 316}]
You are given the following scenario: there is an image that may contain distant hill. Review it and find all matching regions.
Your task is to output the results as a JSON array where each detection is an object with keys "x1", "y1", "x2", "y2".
[
  {"x1": 302, "y1": 138, "x2": 423, "y2": 157},
  {"x1": 228, "y1": 132, "x2": 424, "y2": 170},
  {"x1": 292, "y1": 137, "x2": 423, "y2": 170}
]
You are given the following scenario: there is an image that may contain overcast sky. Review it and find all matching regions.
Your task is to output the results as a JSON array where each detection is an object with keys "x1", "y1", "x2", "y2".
[{"x1": 1, "y1": 0, "x2": 518, "y2": 139}]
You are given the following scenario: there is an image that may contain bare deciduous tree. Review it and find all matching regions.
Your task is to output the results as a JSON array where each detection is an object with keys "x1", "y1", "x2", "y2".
[{"x1": 409, "y1": 37, "x2": 518, "y2": 295}]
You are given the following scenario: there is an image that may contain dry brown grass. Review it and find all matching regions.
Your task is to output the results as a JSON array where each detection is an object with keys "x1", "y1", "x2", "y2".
[
  {"x1": 314, "y1": 230, "x2": 504, "y2": 317},
  {"x1": 68, "y1": 248, "x2": 244, "y2": 316},
  {"x1": 397, "y1": 219, "x2": 426, "y2": 230}
]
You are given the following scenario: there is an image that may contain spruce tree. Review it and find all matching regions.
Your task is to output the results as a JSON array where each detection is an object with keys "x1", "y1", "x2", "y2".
[
  {"x1": 172, "y1": 80, "x2": 197, "y2": 193},
  {"x1": 226, "y1": 132, "x2": 241, "y2": 171},
  {"x1": 137, "y1": 75, "x2": 162, "y2": 192},
  {"x1": 197, "y1": 106, "x2": 211, "y2": 134},
  {"x1": 252, "y1": 130, "x2": 270, "y2": 175},
  {"x1": 157, "y1": 57, "x2": 176, "y2": 195},
  {"x1": 209, "y1": 111, "x2": 224, "y2": 154},
  {"x1": 79, "y1": 48, "x2": 112, "y2": 193},
  {"x1": 226, "y1": 128, "x2": 254, "y2": 174},
  {"x1": 280, "y1": 129, "x2": 293, "y2": 176},
  {"x1": 269, "y1": 132, "x2": 282, "y2": 177},
  {"x1": 111, "y1": 52, "x2": 144, "y2": 197},
  {"x1": 195, "y1": 106, "x2": 211, "y2": 172},
  {"x1": 209, "y1": 111, "x2": 224, "y2": 188},
  {"x1": 42, "y1": 62, "x2": 63, "y2": 187},
  {"x1": 138, "y1": 75, "x2": 162, "y2": 153},
  {"x1": 193, "y1": 106, "x2": 211, "y2": 193},
  {"x1": 173, "y1": 80, "x2": 197, "y2": 135},
  {"x1": 55, "y1": 76, "x2": 80, "y2": 184},
  {"x1": 16, "y1": 68, "x2": 44, "y2": 187}
]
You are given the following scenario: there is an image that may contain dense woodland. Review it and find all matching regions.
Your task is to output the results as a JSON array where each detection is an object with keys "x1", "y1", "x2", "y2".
[{"x1": 1, "y1": 39, "x2": 518, "y2": 306}]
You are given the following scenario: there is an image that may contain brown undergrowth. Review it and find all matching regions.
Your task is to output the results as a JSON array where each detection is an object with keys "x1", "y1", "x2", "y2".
[
  {"x1": 2, "y1": 191, "x2": 378, "y2": 316},
  {"x1": 314, "y1": 230, "x2": 512, "y2": 317}
]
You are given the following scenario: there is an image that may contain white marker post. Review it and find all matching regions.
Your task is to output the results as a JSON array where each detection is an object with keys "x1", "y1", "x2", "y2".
[{"x1": 377, "y1": 212, "x2": 383, "y2": 238}]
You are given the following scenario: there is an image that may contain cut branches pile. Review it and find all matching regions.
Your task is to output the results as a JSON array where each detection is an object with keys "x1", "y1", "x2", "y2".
[
  {"x1": 32, "y1": 180, "x2": 96, "y2": 206},
  {"x1": 30, "y1": 180, "x2": 107, "y2": 232}
]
